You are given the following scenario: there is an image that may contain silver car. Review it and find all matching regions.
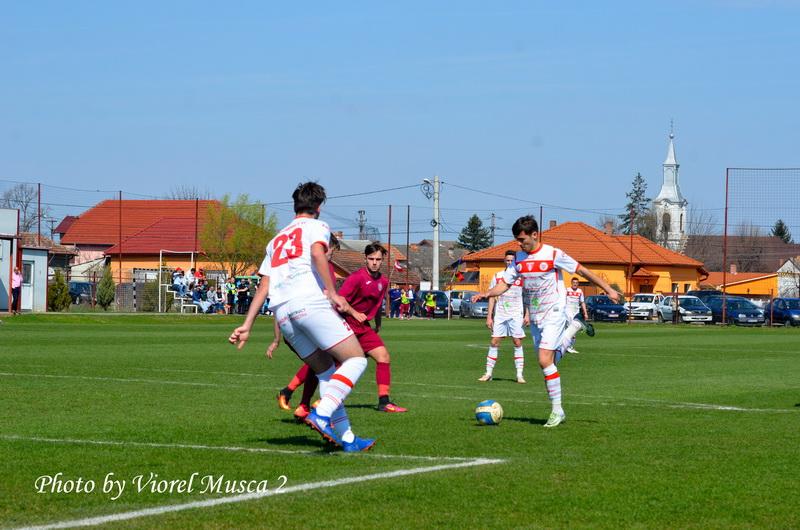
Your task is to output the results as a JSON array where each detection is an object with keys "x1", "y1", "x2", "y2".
[
  {"x1": 658, "y1": 295, "x2": 712, "y2": 323},
  {"x1": 460, "y1": 296, "x2": 490, "y2": 318}
]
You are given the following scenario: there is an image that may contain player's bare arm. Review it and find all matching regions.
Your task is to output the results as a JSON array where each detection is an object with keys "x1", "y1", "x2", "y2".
[
  {"x1": 473, "y1": 281, "x2": 511, "y2": 302},
  {"x1": 523, "y1": 303, "x2": 530, "y2": 327},
  {"x1": 229, "y1": 275, "x2": 270, "y2": 350},
  {"x1": 576, "y1": 265, "x2": 620, "y2": 302},
  {"x1": 266, "y1": 319, "x2": 281, "y2": 359},
  {"x1": 486, "y1": 296, "x2": 496, "y2": 330}
]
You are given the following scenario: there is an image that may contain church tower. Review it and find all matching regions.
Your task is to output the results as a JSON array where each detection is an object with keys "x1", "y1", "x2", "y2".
[{"x1": 653, "y1": 128, "x2": 688, "y2": 251}]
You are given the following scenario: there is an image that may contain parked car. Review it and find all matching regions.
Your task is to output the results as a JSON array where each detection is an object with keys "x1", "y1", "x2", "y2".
[
  {"x1": 585, "y1": 295, "x2": 627, "y2": 322},
  {"x1": 705, "y1": 296, "x2": 765, "y2": 326},
  {"x1": 413, "y1": 290, "x2": 450, "y2": 318},
  {"x1": 68, "y1": 281, "x2": 94, "y2": 304},
  {"x1": 657, "y1": 295, "x2": 712, "y2": 323},
  {"x1": 686, "y1": 289, "x2": 723, "y2": 303},
  {"x1": 627, "y1": 293, "x2": 664, "y2": 320},
  {"x1": 459, "y1": 296, "x2": 490, "y2": 319},
  {"x1": 447, "y1": 290, "x2": 477, "y2": 315},
  {"x1": 763, "y1": 297, "x2": 800, "y2": 326}
]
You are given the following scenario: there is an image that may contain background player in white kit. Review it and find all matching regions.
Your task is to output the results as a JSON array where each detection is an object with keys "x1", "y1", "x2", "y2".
[
  {"x1": 229, "y1": 182, "x2": 375, "y2": 452},
  {"x1": 473, "y1": 216, "x2": 619, "y2": 428},
  {"x1": 564, "y1": 277, "x2": 590, "y2": 355},
  {"x1": 478, "y1": 250, "x2": 530, "y2": 383}
]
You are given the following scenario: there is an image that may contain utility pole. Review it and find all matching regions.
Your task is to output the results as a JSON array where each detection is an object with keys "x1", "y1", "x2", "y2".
[
  {"x1": 490, "y1": 212, "x2": 496, "y2": 245},
  {"x1": 432, "y1": 175, "x2": 440, "y2": 290},
  {"x1": 357, "y1": 210, "x2": 367, "y2": 239}
]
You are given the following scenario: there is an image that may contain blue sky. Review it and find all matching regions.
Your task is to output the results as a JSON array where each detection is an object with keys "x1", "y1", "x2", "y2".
[{"x1": 2, "y1": 1, "x2": 799, "y2": 240}]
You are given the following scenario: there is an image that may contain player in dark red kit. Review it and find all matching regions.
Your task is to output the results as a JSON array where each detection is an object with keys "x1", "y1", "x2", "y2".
[{"x1": 339, "y1": 243, "x2": 408, "y2": 413}]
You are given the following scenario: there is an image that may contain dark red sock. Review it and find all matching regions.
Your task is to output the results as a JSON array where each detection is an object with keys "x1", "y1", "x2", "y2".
[
  {"x1": 287, "y1": 364, "x2": 309, "y2": 392},
  {"x1": 300, "y1": 371, "x2": 319, "y2": 407},
  {"x1": 376, "y1": 362, "x2": 391, "y2": 398}
]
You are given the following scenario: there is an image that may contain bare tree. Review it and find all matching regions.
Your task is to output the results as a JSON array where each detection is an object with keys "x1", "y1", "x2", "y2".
[
  {"x1": 1, "y1": 183, "x2": 50, "y2": 233},
  {"x1": 165, "y1": 185, "x2": 213, "y2": 200},
  {"x1": 732, "y1": 222, "x2": 765, "y2": 272},
  {"x1": 683, "y1": 206, "x2": 719, "y2": 268}
]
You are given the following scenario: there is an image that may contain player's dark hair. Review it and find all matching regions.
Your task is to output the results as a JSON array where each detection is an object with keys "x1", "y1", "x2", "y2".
[
  {"x1": 512, "y1": 215, "x2": 539, "y2": 237},
  {"x1": 365, "y1": 242, "x2": 387, "y2": 256},
  {"x1": 504, "y1": 250, "x2": 516, "y2": 258},
  {"x1": 329, "y1": 232, "x2": 340, "y2": 251},
  {"x1": 292, "y1": 181, "x2": 326, "y2": 214}
]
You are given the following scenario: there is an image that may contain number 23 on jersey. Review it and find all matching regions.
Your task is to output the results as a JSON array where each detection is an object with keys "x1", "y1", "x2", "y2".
[{"x1": 271, "y1": 228, "x2": 303, "y2": 267}]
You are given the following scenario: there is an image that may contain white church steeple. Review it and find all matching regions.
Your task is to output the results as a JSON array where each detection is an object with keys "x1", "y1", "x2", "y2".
[{"x1": 653, "y1": 125, "x2": 688, "y2": 251}]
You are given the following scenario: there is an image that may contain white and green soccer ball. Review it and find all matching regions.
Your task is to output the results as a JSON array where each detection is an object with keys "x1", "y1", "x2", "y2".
[{"x1": 475, "y1": 400, "x2": 503, "y2": 426}]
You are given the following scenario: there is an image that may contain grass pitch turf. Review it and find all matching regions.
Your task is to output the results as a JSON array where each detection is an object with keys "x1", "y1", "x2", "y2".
[{"x1": 1, "y1": 314, "x2": 799, "y2": 528}]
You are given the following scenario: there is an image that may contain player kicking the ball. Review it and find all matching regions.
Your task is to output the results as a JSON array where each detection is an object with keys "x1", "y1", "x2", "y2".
[
  {"x1": 473, "y1": 216, "x2": 619, "y2": 428},
  {"x1": 230, "y1": 182, "x2": 375, "y2": 452},
  {"x1": 478, "y1": 250, "x2": 530, "y2": 384}
]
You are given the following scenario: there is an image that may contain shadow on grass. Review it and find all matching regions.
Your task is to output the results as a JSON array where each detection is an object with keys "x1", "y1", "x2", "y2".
[
  {"x1": 503, "y1": 416, "x2": 548, "y2": 426},
  {"x1": 247, "y1": 430, "x2": 327, "y2": 449}
]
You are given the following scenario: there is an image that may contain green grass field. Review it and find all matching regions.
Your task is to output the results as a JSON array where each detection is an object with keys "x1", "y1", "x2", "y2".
[{"x1": 1, "y1": 314, "x2": 799, "y2": 529}]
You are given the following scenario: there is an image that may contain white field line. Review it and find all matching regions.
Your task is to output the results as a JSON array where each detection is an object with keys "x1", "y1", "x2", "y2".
[
  {"x1": 0, "y1": 435, "x2": 475, "y2": 462},
  {"x1": 11, "y1": 460, "x2": 504, "y2": 530},
  {"x1": 3, "y1": 369, "x2": 796, "y2": 415}
]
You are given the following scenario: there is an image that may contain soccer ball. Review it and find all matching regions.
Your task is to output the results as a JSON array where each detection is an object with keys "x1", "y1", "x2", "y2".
[{"x1": 475, "y1": 400, "x2": 503, "y2": 426}]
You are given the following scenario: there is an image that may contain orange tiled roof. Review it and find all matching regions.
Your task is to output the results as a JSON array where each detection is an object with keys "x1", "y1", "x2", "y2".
[
  {"x1": 332, "y1": 249, "x2": 420, "y2": 284},
  {"x1": 462, "y1": 222, "x2": 704, "y2": 268},
  {"x1": 18, "y1": 232, "x2": 77, "y2": 255},
  {"x1": 705, "y1": 271, "x2": 778, "y2": 287},
  {"x1": 104, "y1": 218, "x2": 205, "y2": 255},
  {"x1": 61, "y1": 200, "x2": 218, "y2": 246}
]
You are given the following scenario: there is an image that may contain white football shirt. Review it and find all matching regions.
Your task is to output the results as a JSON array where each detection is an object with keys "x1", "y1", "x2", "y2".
[
  {"x1": 490, "y1": 270, "x2": 524, "y2": 320},
  {"x1": 259, "y1": 217, "x2": 330, "y2": 307},
  {"x1": 502, "y1": 243, "x2": 579, "y2": 325},
  {"x1": 565, "y1": 286, "x2": 585, "y2": 318}
]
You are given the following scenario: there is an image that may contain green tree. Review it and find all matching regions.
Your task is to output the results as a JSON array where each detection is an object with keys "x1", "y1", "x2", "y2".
[
  {"x1": 771, "y1": 219, "x2": 792, "y2": 244},
  {"x1": 96, "y1": 266, "x2": 116, "y2": 310},
  {"x1": 200, "y1": 195, "x2": 278, "y2": 277},
  {"x1": 618, "y1": 172, "x2": 652, "y2": 237},
  {"x1": 457, "y1": 214, "x2": 492, "y2": 252},
  {"x1": 47, "y1": 269, "x2": 72, "y2": 312}
]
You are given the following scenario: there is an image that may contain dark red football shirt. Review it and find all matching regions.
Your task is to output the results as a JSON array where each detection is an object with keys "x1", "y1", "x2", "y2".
[{"x1": 338, "y1": 267, "x2": 388, "y2": 322}]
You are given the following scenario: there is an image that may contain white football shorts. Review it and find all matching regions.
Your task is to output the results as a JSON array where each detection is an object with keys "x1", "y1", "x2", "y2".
[
  {"x1": 529, "y1": 314, "x2": 569, "y2": 352},
  {"x1": 273, "y1": 296, "x2": 354, "y2": 358},
  {"x1": 491, "y1": 316, "x2": 526, "y2": 339}
]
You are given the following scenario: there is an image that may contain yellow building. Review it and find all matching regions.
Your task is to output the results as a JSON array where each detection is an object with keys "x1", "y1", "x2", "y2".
[
  {"x1": 704, "y1": 270, "x2": 779, "y2": 301},
  {"x1": 461, "y1": 222, "x2": 707, "y2": 296}
]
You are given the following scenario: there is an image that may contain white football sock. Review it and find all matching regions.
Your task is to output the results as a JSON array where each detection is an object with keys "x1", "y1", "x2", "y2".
[
  {"x1": 513, "y1": 346, "x2": 524, "y2": 377},
  {"x1": 485, "y1": 346, "x2": 498, "y2": 375},
  {"x1": 315, "y1": 357, "x2": 368, "y2": 418}
]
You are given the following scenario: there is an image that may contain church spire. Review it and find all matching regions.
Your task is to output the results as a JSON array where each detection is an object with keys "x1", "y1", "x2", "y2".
[{"x1": 653, "y1": 124, "x2": 688, "y2": 251}]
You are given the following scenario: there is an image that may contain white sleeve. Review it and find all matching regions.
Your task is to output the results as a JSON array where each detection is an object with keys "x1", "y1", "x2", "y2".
[
  {"x1": 501, "y1": 265, "x2": 520, "y2": 286},
  {"x1": 308, "y1": 221, "x2": 331, "y2": 249},
  {"x1": 554, "y1": 249, "x2": 579, "y2": 274},
  {"x1": 579, "y1": 290, "x2": 585, "y2": 303},
  {"x1": 258, "y1": 248, "x2": 272, "y2": 277}
]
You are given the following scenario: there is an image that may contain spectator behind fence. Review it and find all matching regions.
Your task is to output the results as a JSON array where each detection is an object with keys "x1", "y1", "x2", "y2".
[
  {"x1": 172, "y1": 268, "x2": 187, "y2": 297},
  {"x1": 225, "y1": 277, "x2": 237, "y2": 314},
  {"x1": 11, "y1": 267, "x2": 23, "y2": 314},
  {"x1": 192, "y1": 284, "x2": 211, "y2": 313},
  {"x1": 207, "y1": 286, "x2": 224, "y2": 314},
  {"x1": 237, "y1": 279, "x2": 249, "y2": 314},
  {"x1": 389, "y1": 283, "x2": 402, "y2": 318},
  {"x1": 186, "y1": 268, "x2": 196, "y2": 289}
]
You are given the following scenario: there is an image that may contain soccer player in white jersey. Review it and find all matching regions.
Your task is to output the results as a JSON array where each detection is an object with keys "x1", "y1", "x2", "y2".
[
  {"x1": 229, "y1": 182, "x2": 375, "y2": 452},
  {"x1": 478, "y1": 250, "x2": 530, "y2": 383},
  {"x1": 473, "y1": 216, "x2": 619, "y2": 428},
  {"x1": 564, "y1": 277, "x2": 590, "y2": 354}
]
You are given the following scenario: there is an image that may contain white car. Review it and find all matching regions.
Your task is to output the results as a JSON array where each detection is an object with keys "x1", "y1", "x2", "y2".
[
  {"x1": 626, "y1": 293, "x2": 664, "y2": 320},
  {"x1": 658, "y1": 295, "x2": 713, "y2": 323}
]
